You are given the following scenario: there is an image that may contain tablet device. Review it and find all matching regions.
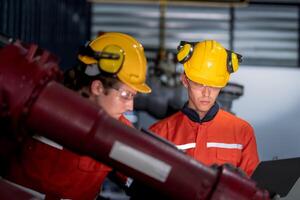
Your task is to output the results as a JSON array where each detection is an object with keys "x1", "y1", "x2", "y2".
[{"x1": 251, "y1": 157, "x2": 300, "y2": 197}]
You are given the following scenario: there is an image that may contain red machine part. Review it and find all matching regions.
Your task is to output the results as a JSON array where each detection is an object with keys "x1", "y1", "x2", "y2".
[
  {"x1": 0, "y1": 43, "x2": 270, "y2": 200},
  {"x1": 0, "y1": 179, "x2": 43, "y2": 200}
]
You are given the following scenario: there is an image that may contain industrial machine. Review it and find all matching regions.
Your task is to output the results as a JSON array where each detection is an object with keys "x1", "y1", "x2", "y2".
[{"x1": 0, "y1": 36, "x2": 269, "y2": 200}]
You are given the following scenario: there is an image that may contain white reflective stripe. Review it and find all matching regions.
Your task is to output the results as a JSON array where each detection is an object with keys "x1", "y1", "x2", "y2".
[
  {"x1": 176, "y1": 143, "x2": 196, "y2": 150},
  {"x1": 33, "y1": 135, "x2": 63, "y2": 150},
  {"x1": 109, "y1": 141, "x2": 171, "y2": 182},
  {"x1": 207, "y1": 142, "x2": 243, "y2": 150}
]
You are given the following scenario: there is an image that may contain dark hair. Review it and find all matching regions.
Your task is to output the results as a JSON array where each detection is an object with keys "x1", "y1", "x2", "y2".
[{"x1": 64, "y1": 63, "x2": 120, "y2": 95}]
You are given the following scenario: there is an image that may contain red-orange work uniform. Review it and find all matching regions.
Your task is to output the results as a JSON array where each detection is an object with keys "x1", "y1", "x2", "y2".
[
  {"x1": 6, "y1": 115, "x2": 131, "y2": 200},
  {"x1": 149, "y1": 103, "x2": 259, "y2": 176}
]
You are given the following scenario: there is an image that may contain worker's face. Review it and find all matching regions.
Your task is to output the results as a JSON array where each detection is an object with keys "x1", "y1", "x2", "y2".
[
  {"x1": 182, "y1": 74, "x2": 221, "y2": 118},
  {"x1": 90, "y1": 80, "x2": 137, "y2": 119}
]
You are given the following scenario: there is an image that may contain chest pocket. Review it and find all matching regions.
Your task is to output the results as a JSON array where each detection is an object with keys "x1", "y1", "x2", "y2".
[{"x1": 215, "y1": 148, "x2": 242, "y2": 167}]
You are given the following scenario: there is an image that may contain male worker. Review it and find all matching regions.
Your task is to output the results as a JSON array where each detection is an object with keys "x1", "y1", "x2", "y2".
[
  {"x1": 149, "y1": 40, "x2": 259, "y2": 176},
  {"x1": 5, "y1": 32, "x2": 151, "y2": 200}
]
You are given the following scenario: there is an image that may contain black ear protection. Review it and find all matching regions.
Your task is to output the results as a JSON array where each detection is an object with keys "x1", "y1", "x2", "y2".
[
  {"x1": 177, "y1": 41, "x2": 243, "y2": 74},
  {"x1": 226, "y1": 49, "x2": 243, "y2": 73},
  {"x1": 78, "y1": 41, "x2": 125, "y2": 75}
]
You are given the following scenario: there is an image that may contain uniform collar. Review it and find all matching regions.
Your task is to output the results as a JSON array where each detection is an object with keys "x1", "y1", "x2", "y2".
[
  {"x1": 119, "y1": 115, "x2": 133, "y2": 127},
  {"x1": 181, "y1": 102, "x2": 219, "y2": 123}
]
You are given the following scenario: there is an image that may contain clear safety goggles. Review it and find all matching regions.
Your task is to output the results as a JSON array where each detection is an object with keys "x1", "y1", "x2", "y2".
[{"x1": 111, "y1": 86, "x2": 136, "y2": 101}]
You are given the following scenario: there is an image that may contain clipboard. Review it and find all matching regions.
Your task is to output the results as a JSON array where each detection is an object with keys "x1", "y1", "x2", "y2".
[{"x1": 251, "y1": 157, "x2": 300, "y2": 198}]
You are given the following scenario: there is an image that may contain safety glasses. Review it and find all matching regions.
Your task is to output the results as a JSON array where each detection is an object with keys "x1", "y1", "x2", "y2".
[{"x1": 111, "y1": 86, "x2": 136, "y2": 101}]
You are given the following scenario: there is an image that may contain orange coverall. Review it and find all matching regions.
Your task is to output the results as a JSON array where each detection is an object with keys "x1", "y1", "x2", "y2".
[
  {"x1": 6, "y1": 115, "x2": 131, "y2": 200},
  {"x1": 150, "y1": 103, "x2": 259, "y2": 176}
]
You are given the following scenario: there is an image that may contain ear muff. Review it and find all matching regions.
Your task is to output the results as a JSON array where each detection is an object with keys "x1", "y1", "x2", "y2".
[
  {"x1": 99, "y1": 45, "x2": 124, "y2": 74},
  {"x1": 78, "y1": 42, "x2": 125, "y2": 76},
  {"x1": 177, "y1": 42, "x2": 194, "y2": 64},
  {"x1": 176, "y1": 40, "x2": 243, "y2": 74},
  {"x1": 226, "y1": 49, "x2": 243, "y2": 74}
]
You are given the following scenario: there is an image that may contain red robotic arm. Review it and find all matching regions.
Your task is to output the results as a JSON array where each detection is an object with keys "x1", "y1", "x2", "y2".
[{"x1": 0, "y1": 41, "x2": 269, "y2": 200}]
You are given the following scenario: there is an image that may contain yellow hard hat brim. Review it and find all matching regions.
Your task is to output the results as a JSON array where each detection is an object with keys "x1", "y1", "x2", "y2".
[
  {"x1": 120, "y1": 77, "x2": 151, "y2": 93},
  {"x1": 128, "y1": 82, "x2": 152, "y2": 94},
  {"x1": 185, "y1": 66, "x2": 227, "y2": 88}
]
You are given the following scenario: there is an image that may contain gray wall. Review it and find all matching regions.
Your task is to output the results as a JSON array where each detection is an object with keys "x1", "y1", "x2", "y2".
[{"x1": 231, "y1": 66, "x2": 300, "y2": 161}]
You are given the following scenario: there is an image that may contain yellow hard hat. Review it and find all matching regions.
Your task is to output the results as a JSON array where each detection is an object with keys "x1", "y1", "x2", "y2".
[
  {"x1": 177, "y1": 40, "x2": 242, "y2": 88},
  {"x1": 78, "y1": 32, "x2": 151, "y2": 93}
]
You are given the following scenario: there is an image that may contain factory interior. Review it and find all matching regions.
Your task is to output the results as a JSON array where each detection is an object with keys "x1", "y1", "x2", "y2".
[{"x1": 1, "y1": 0, "x2": 300, "y2": 199}]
